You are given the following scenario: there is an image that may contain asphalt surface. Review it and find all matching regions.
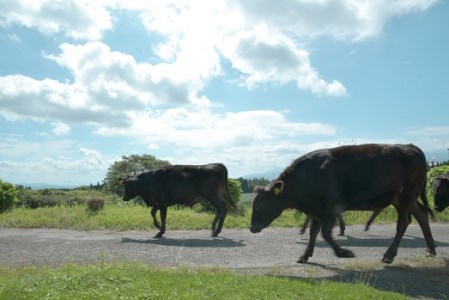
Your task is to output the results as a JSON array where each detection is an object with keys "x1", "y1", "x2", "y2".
[{"x1": 1, "y1": 224, "x2": 449, "y2": 299}]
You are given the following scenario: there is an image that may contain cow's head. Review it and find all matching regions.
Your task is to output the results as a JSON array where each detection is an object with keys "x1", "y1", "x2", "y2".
[
  {"x1": 250, "y1": 180, "x2": 286, "y2": 233},
  {"x1": 434, "y1": 176, "x2": 449, "y2": 212},
  {"x1": 118, "y1": 175, "x2": 138, "y2": 201}
]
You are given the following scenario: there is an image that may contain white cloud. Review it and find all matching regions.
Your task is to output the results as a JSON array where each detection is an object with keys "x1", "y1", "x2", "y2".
[
  {"x1": 51, "y1": 121, "x2": 70, "y2": 136},
  {"x1": 0, "y1": 140, "x2": 113, "y2": 185},
  {"x1": 0, "y1": 0, "x2": 442, "y2": 183},
  {"x1": 0, "y1": 0, "x2": 112, "y2": 40}
]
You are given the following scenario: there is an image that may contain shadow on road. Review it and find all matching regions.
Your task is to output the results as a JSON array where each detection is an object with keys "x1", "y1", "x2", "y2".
[
  {"x1": 121, "y1": 236, "x2": 246, "y2": 248},
  {"x1": 298, "y1": 234, "x2": 449, "y2": 249}
]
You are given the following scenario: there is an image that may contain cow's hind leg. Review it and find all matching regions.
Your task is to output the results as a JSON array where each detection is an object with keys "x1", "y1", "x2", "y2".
[
  {"x1": 412, "y1": 202, "x2": 436, "y2": 257},
  {"x1": 298, "y1": 218, "x2": 321, "y2": 263},
  {"x1": 382, "y1": 203, "x2": 411, "y2": 264},
  {"x1": 322, "y1": 216, "x2": 354, "y2": 258},
  {"x1": 210, "y1": 197, "x2": 227, "y2": 237},
  {"x1": 154, "y1": 207, "x2": 167, "y2": 238}
]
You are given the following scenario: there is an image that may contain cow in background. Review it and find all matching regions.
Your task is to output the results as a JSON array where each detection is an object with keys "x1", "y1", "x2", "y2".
[
  {"x1": 119, "y1": 163, "x2": 236, "y2": 238},
  {"x1": 434, "y1": 173, "x2": 449, "y2": 212}
]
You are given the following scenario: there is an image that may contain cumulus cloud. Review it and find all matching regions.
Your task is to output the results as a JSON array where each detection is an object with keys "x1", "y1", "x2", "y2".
[
  {"x1": 97, "y1": 108, "x2": 336, "y2": 146},
  {"x1": 0, "y1": 0, "x2": 440, "y2": 183},
  {"x1": 0, "y1": 0, "x2": 112, "y2": 40}
]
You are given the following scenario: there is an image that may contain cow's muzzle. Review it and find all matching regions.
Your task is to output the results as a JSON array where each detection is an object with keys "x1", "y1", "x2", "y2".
[{"x1": 250, "y1": 226, "x2": 262, "y2": 233}]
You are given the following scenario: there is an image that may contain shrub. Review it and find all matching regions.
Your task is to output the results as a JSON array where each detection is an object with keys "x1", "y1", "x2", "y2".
[
  {"x1": 87, "y1": 197, "x2": 105, "y2": 212},
  {"x1": 0, "y1": 179, "x2": 17, "y2": 213}
]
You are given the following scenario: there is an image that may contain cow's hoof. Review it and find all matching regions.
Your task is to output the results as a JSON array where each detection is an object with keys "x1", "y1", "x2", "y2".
[
  {"x1": 211, "y1": 233, "x2": 219, "y2": 238},
  {"x1": 425, "y1": 250, "x2": 436, "y2": 258},
  {"x1": 297, "y1": 256, "x2": 309, "y2": 264},
  {"x1": 381, "y1": 256, "x2": 394, "y2": 264},
  {"x1": 338, "y1": 231, "x2": 345, "y2": 236},
  {"x1": 336, "y1": 249, "x2": 354, "y2": 258},
  {"x1": 154, "y1": 232, "x2": 164, "y2": 238}
]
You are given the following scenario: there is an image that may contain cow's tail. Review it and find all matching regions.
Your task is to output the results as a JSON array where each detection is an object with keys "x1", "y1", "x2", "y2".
[
  {"x1": 223, "y1": 165, "x2": 238, "y2": 210},
  {"x1": 421, "y1": 178, "x2": 435, "y2": 220}
]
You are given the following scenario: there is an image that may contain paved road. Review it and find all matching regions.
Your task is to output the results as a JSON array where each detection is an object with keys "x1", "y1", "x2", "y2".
[{"x1": 1, "y1": 224, "x2": 449, "y2": 299}]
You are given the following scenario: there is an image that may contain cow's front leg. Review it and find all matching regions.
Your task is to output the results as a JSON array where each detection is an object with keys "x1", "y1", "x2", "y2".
[
  {"x1": 322, "y1": 216, "x2": 354, "y2": 258},
  {"x1": 155, "y1": 206, "x2": 167, "y2": 238},
  {"x1": 151, "y1": 208, "x2": 161, "y2": 229},
  {"x1": 298, "y1": 219, "x2": 320, "y2": 263}
]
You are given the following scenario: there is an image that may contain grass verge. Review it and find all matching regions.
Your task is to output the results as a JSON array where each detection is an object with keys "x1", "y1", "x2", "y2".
[
  {"x1": 0, "y1": 262, "x2": 407, "y2": 300},
  {"x1": 1, "y1": 202, "x2": 448, "y2": 231}
]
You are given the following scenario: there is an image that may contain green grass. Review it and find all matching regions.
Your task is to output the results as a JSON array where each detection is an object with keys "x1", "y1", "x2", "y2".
[
  {"x1": 1, "y1": 198, "x2": 448, "y2": 231},
  {"x1": 0, "y1": 262, "x2": 407, "y2": 300}
]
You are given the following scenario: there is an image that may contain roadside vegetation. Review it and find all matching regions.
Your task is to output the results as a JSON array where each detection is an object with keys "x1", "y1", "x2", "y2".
[
  {"x1": 0, "y1": 262, "x2": 407, "y2": 300},
  {"x1": 1, "y1": 191, "x2": 448, "y2": 231},
  {"x1": 1, "y1": 164, "x2": 449, "y2": 230}
]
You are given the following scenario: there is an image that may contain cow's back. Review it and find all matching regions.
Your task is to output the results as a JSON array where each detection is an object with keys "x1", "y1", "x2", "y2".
[{"x1": 278, "y1": 144, "x2": 427, "y2": 211}]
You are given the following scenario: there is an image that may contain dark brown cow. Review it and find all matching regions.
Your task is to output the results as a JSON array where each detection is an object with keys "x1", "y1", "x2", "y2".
[
  {"x1": 250, "y1": 143, "x2": 436, "y2": 264},
  {"x1": 119, "y1": 163, "x2": 236, "y2": 238},
  {"x1": 433, "y1": 173, "x2": 449, "y2": 212}
]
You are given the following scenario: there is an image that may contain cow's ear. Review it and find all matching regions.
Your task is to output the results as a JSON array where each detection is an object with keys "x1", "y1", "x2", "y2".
[
  {"x1": 253, "y1": 185, "x2": 264, "y2": 193},
  {"x1": 272, "y1": 180, "x2": 284, "y2": 196}
]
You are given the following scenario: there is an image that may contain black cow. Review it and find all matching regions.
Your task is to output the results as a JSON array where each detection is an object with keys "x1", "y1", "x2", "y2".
[
  {"x1": 433, "y1": 174, "x2": 449, "y2": 212},
  {"x1": 119, "y1": 163, "x2": 236, "y2": 238},
  {"x1": 250, "y1": 143, "x2": 436, "y2": 264}
]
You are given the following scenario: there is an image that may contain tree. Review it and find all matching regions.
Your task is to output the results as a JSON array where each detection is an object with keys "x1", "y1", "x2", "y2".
[
  {"x1": 0, "y1": 179, "x2": 17, "y2": 213},
  {"x1": 104, "y1": 154, "x2": 171, "y2": 194}
]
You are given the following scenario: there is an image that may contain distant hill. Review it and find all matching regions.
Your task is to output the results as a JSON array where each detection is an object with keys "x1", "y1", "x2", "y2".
[
  {"x1": 18, "y1": 183, "x2": 78, "y2": 190},
  {"x1": 242, "y1": 168, "x2": 282, "y2": 180}
]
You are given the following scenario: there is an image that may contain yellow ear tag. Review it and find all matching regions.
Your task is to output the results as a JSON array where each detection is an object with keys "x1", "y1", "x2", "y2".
[{"x1": 273, "y1": 187, "x2": 281, "y2": 196}]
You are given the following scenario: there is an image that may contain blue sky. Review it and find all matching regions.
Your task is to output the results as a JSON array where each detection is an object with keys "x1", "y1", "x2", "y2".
[{"x1": 0, "y1": 0, "x2": 448, "y2": 187}]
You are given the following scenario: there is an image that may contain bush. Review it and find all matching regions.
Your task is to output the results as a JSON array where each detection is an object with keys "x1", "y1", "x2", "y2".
[
  {"x1": 87, "y1": 197, "x2": 105, "y2": 212},
  {"x1": 0, "y1": 179, "x2": 17, "y2": 213}
]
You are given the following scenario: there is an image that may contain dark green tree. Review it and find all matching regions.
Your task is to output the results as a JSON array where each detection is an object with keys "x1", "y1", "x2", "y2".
[{"x1": 0, "y1": 179, "x2": 17, "y2": 213}]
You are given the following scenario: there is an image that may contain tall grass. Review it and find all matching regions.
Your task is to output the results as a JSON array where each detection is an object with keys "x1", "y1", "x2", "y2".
[
  {"x1": 0, "y1": 262, "x2": 407, "y2": 300},
  {"x1": 1, "y1": 194, "x2": 448, "y2": 231}
]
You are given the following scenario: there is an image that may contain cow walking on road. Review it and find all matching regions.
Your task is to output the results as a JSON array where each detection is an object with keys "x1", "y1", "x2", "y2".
[
  {"x1": 119, "y1": 163, "x2": 236, "y2": 238},
  {"x1": 250, "y1": 144, "x2": 436, "y2": 264},
  {"x1": 433, "y1": 173, "x2": 449, "y2": 212}
]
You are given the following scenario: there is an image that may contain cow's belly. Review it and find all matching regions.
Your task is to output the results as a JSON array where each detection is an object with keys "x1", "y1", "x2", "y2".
[{"x1": 345, "y1": 190, "x2": 400, "y2": 211}]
